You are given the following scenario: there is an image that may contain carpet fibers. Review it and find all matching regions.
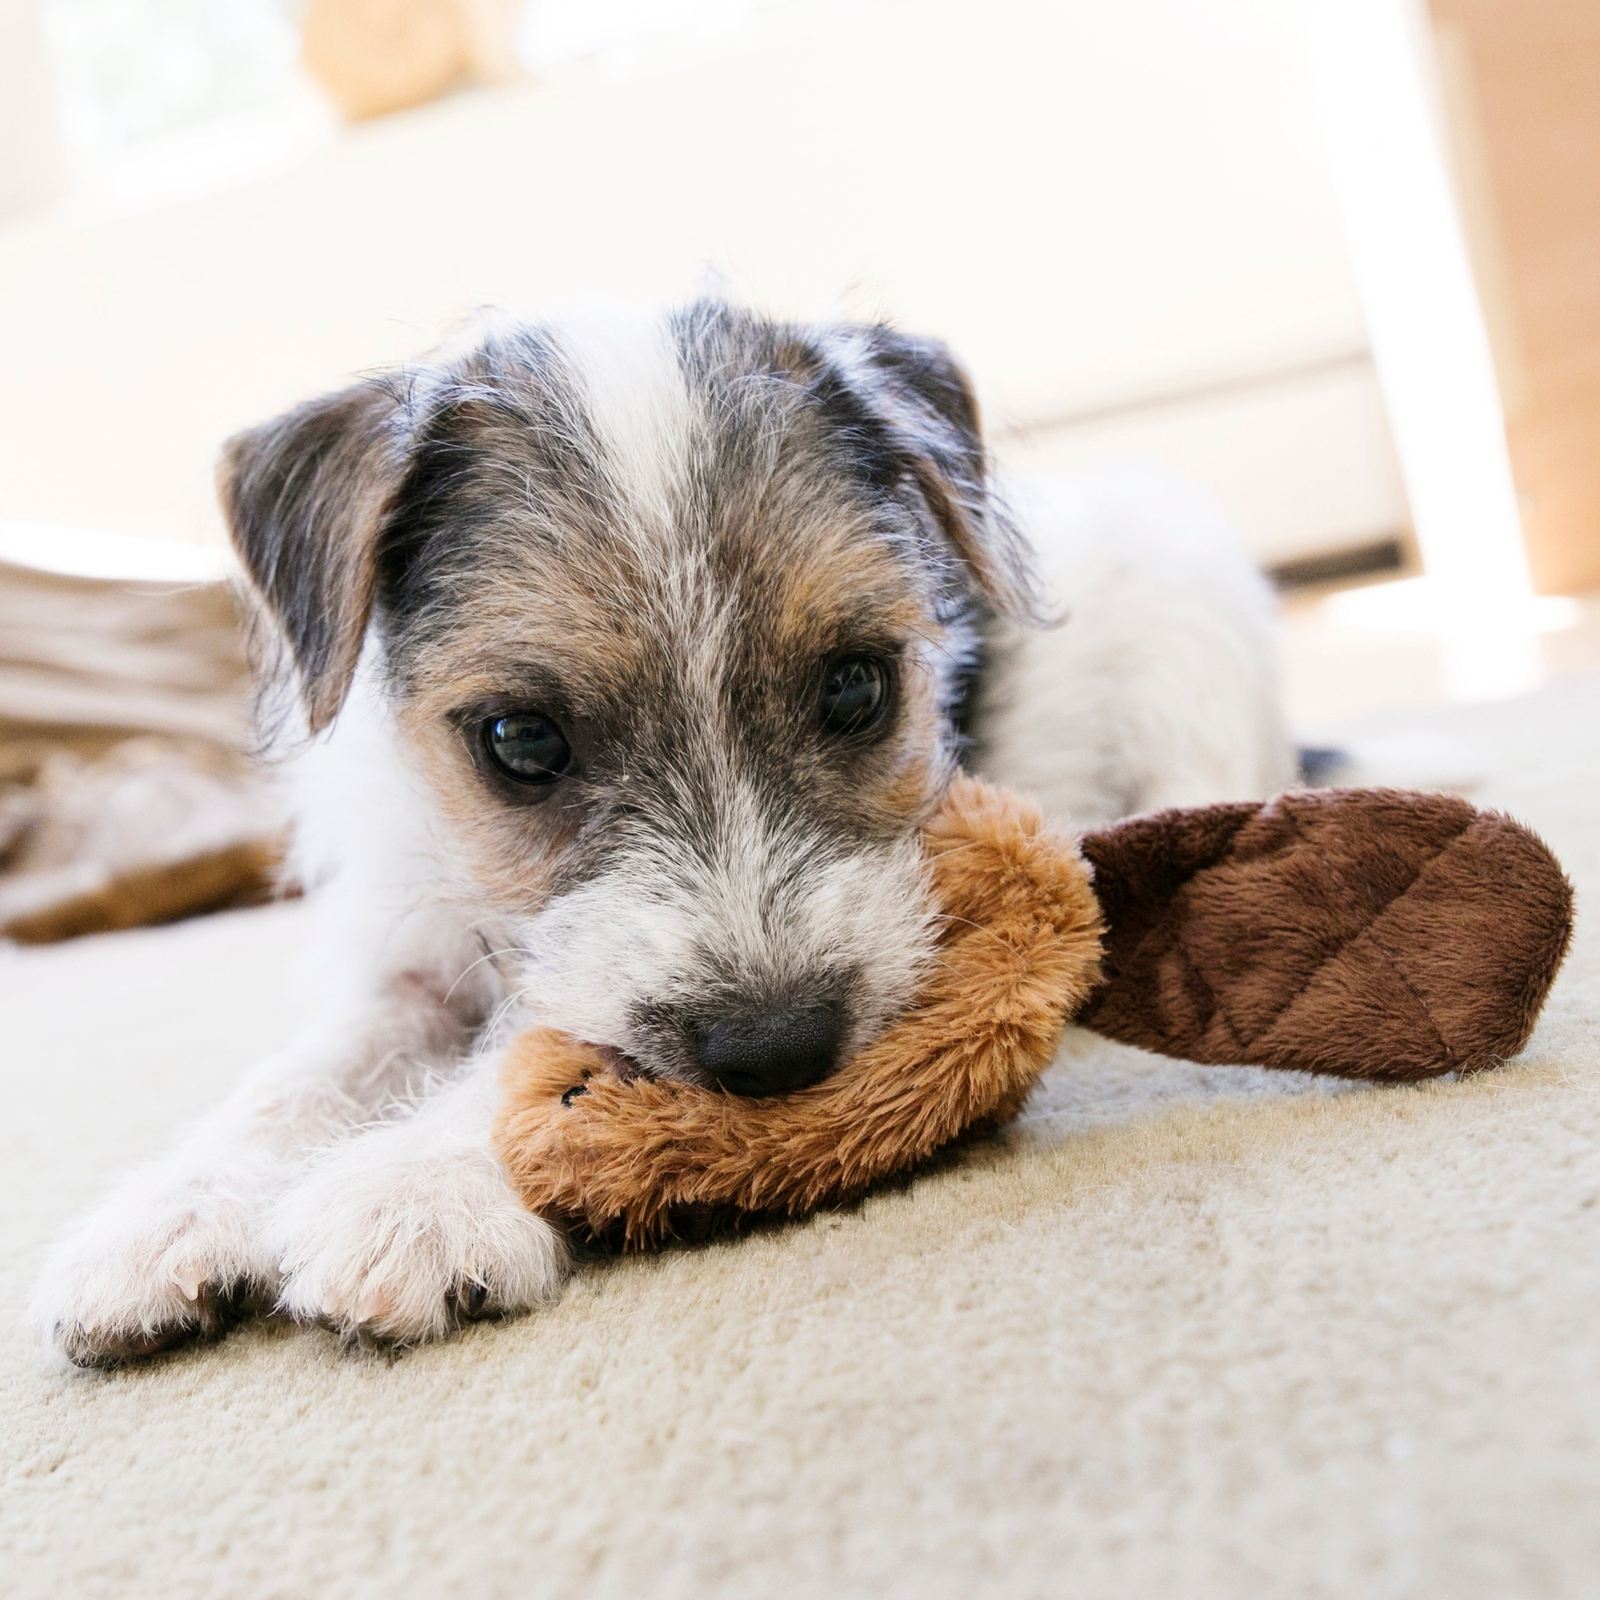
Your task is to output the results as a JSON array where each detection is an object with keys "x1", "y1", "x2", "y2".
[{"x1": 3, "y1": 679, "x2": 1596, "y2": 1599}]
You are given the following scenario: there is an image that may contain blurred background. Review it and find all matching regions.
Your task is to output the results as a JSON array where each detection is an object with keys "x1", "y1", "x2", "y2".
[{"x1": 0, "y1": 0, "x2": 1596, "y2": 937}]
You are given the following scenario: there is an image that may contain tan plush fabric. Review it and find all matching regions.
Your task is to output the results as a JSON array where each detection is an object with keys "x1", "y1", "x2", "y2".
[{"x1": 3, "y1": 677, "x2": 1597, "y2": 1599}]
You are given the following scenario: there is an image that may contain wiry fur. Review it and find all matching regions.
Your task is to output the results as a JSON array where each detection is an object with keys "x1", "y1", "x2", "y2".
[{"x1": 32, "y1": 298, "x2": 1293, "y2": 1364}]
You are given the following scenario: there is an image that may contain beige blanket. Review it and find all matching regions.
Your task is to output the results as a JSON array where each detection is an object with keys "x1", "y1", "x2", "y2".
[{"x1": 0, "y1": 539, "x2": 277, "y2": 940}]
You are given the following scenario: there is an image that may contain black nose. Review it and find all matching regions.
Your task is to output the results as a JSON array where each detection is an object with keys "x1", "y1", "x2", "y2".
[{"x1": 691, "y1": 1003, "x2": 844, "y2": 1096}]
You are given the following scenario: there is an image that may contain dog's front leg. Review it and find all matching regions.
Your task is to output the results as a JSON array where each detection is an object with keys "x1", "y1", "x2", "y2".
[
  {"x1": 269, "y1": 1043, "x2": 568, "y2": 1347},
  {"x1": 29, "y1": 954, "x2": 480, "y2": 1370}
]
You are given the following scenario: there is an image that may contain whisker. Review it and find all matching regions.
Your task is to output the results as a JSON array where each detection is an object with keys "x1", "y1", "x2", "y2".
[
  {"x1": 444, "y1": 943, "x2": 531, "y2": 1005},
  {"x1": 482, "y1": 985, "x2": 536, "y2": 1046}
]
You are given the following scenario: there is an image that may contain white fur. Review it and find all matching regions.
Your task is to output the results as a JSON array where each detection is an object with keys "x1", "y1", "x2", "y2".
[
  {"x1": 554, "y1": 304, "x2": 694, "y2": 537},
  {"x1": 30, "y1": 667, "x2": 542, "y2": 1362},
  {"x1": 519, "y1": 779, "x2": 935, "y2": 1063},
  {"x1": 28, "y1": 988, "x2": 474, "y2": 1366},
  {"x1": 978, "y1": 472, "x2": 1294, "y2": 824},
  {"x1": 268, "y1": 1064, "x2": 567, "y2": 1344},
  {"x1": 29, "y1": 1122, "x2": 286, "y2": 1372},
  {"x1": 31, "y1": 318, "x2": 1294, "y2": 1366}
]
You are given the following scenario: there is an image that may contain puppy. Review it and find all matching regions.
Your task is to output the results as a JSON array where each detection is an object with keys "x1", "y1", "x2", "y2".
[{"x1": 31, "y1": 299, "x2": 1292, "y2": 1365}]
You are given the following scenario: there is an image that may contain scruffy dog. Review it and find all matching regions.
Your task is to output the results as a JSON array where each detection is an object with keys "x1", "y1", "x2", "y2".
[{"x1": 32, "y1": 300, "x2": 1291, "y2": 1365}]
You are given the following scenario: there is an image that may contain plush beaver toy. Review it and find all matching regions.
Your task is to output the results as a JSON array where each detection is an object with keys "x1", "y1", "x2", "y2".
[{"x1": 495, "y1": 778, "x2": 1573, "y2": 1247}]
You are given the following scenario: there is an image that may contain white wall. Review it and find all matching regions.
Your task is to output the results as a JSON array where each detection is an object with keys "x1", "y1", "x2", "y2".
[
  {"x1": 0, "y1": 0, "x2": 1404, "y2": 560},
  {"x1": 0, "y1": 0, "x2": 65, "y2": 220}
]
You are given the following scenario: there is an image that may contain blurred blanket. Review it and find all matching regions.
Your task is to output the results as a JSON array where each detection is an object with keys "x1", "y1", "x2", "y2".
[{"x1": 0, "y1": 535, "x2": 281, "y2": 941}]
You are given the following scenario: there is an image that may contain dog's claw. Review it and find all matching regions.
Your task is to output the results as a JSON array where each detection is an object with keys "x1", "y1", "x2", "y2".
[{"x1": 55, "y1": 1277, "x2": 259, "y2": 1370}]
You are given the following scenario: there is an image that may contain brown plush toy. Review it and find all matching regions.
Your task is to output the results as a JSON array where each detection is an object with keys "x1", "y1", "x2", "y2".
[{"x1": 495, "y1": 778, "x2": 1573, "y2": 1247}]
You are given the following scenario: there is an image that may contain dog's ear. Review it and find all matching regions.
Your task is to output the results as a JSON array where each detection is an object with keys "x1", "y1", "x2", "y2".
[
  {"x1": 218, "y1": 377, "x2": 414, "y2": 733},
  {"x1": 830, "y1": 325, "x2": 1044, "y2": 623}
]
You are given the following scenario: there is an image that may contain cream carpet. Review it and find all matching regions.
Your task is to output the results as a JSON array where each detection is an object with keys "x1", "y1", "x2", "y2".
[{"x1": 4, "y1": 678, "x2": 1597, "y2": 1600}]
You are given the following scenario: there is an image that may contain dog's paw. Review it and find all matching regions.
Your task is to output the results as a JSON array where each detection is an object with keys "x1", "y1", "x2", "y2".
[
  {"x1": 269, "y1": 1119, "x2": 569, "y2": 1347},
  {"x1": 30, "y1": 1160, "x2": 280, "y2": 1371}
]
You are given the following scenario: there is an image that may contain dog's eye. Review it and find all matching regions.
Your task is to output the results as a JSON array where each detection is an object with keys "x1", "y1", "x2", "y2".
[
  {"x1": 483, "y1": 712, "x2": 572, "y2": 784},
  {"x1": 820, "y1": 654, "x2": 891, "y2": 738}
]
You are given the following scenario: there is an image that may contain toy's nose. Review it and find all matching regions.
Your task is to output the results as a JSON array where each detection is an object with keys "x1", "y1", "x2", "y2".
[{"x1": 691, "y1": 1003, "x2": 844, "y2": 1096}]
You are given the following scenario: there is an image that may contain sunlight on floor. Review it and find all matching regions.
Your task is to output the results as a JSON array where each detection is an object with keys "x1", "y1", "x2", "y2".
[{"x1": 1280, "y1": 575, "x2": 1600, "y2": 732}]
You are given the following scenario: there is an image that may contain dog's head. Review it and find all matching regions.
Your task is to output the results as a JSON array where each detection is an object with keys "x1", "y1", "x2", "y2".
[{"x1": 221, "y1": 301, "x2": 1038, "y2": 1094}]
